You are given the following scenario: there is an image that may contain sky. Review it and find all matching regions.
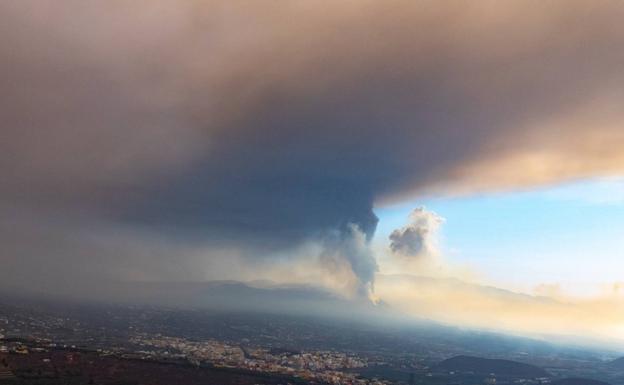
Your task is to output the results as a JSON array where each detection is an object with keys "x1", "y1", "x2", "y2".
[
  {"x1": 372, "y1": 178, "x2": 624, "y2": 342},
  {"x1": 375, "y1": 177, "x2": 624, "y2": 297},
  {"x1": 2, "y1": 0, "x2": 624, "y2": 345}
]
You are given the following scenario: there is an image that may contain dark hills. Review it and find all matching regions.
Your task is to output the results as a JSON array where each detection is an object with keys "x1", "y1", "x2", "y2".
[
  {"x1": 551, "y1": 378, "x2": 611, "y2": 385},
  {"x1": 433, "y1": 355, "x2": 549, "y2": 377},
  {"x1": 607, "y1": 356, "x2": 624, "y2": 369}
]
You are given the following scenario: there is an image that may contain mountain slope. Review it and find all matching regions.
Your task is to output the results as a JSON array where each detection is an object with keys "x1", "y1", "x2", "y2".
[
  {"x1": 552, "y1": 378, "x2": 611, "y2": 385},
  {"x1": 433, "y1": 355, "x2": 549, "y2": 377},
  {"x1": 607, "y1": 356, "x2": 624, "y2": 369}
]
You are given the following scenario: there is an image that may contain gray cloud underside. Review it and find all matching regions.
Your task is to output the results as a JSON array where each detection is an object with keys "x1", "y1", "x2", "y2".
[{"x1": 2, "y1": 0, "x2": 624, "y2": 293}]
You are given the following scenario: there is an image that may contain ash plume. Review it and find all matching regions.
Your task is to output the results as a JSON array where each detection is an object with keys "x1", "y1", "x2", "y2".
[{"x1": 1, "y1": 1, "x2": 624, "y2": 298}]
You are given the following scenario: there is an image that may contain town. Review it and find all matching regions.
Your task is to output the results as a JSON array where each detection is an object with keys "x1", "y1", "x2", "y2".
[{"x1": 1, "y1": 299, "x2": 622, "y2": 384}]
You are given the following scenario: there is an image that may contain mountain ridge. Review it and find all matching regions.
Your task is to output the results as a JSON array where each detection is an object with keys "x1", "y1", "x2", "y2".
[{"x1": 433, "y1": 355, "x2": 549, "y2": 377}]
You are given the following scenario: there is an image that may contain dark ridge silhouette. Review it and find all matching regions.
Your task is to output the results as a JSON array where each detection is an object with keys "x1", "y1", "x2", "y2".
[
  {"x1": 551, "y1": 378, "x2": 611, "y2": 385},
  {"x1": 434, "y1": 355, "x2": 549, "y2": 377},
  {"x1": 607, "y1": 356, "x2": 624, "y2": 369}
]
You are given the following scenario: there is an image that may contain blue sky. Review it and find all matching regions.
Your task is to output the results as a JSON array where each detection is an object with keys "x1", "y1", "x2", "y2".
[{"x1": 375, "y1": 177, "x2": 624, "y2": 296}]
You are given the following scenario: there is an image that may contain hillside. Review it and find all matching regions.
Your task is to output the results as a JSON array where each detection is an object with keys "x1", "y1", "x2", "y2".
[
  {"x1": 433, "y1": 355, "x2": 549, "y2": 377},
  {"x1": 551, "y1": 378, "x2": 611, "y2": 385},
  {"x1": 607, "y1": 356, "x2": 624, "y2": 369}
]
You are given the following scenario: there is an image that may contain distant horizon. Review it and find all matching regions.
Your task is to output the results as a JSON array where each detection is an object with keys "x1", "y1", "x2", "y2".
[{"x1": 2, "y1": 274, "x2": 623, "y2": 353}]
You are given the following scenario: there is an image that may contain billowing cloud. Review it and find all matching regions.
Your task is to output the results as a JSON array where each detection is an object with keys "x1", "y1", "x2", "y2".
[
  {"x1": 389, "y1": 207, "x2": 444, "y2": 258},
  {"x1": 2, "y1": 1, "x2": 624, "y2": 297}
]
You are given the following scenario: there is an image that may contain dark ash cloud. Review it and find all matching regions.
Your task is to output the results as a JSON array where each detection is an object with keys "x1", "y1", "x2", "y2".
[{"x1": 2, "y1": 0, "x2": 624, "y2": 297}]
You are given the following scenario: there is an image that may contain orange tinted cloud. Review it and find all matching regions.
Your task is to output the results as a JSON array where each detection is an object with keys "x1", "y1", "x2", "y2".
[{"x1": 2, "y1": 0, "x2": 624, "y2": 303}]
